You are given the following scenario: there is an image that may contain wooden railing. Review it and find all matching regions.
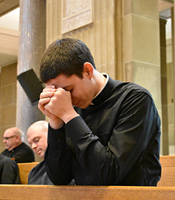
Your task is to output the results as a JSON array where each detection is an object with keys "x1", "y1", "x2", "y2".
[
  {"x1": 0, "y1": 185, "x2": 175, "y2": 200},
  {"x1": 157, "y1": 155, "x2": 175, "y2": 187}
]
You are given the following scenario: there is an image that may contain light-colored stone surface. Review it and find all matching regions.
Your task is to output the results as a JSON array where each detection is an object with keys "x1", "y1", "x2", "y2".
[
  {"x1": 123, "y1": 14, "x2": 132, "y2": 62},
  {"x1": 0, "y1": 63, "x2": 17, "y2": 151},
  {"x1": 125, "y1": 61, "x2": 161, "y2": 110},
  {"x1": 47, "y1": 0, "x2": 116, "y2": 79},
  {"x1": 1, "y1": 84, "x2": 16, "y2": 106},
  {"x1": 132, "y1": 0, "x2": 158, "y2": 20},
  {"x1": 132, "y1": 15, "x2": 160, "y2": 65}
]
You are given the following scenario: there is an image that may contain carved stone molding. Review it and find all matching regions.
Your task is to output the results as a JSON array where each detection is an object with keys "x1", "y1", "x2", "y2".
[{"x1": 61, "y1": 0, "x2": 93, "y2": 34}]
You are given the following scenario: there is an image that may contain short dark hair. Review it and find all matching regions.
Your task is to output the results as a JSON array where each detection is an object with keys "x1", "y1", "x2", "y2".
[{"x1": 40, "y1": 38, "x2": 96, "y2": 83}]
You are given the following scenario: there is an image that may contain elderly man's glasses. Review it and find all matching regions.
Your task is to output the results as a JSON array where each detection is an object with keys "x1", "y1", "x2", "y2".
[{"x1": 3, "y1": 135, "x2": 16, "y2": 140}]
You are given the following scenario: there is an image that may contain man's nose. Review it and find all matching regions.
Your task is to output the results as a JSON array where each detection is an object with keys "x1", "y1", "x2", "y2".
[
  {"x1": 32, "y1": 143, "x2": 37, "y2": 149},
  {"x1": 3, "y1": 139, "x2": 6, "y2": 143}
]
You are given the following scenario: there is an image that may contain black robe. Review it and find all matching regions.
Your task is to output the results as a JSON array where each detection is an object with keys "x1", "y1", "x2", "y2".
[
  {"x1": 44, "y1": 76, "x2": 161, "y2": 186},
  {"x1": 1, "y1": 142, "x2": 35, "y2": 163},
  {"x1": 0, "y1": 154, "x2": 21, "y2": 184},
  {"x1": 28, "y1": 160, "x2": 53, "y2": 185}
]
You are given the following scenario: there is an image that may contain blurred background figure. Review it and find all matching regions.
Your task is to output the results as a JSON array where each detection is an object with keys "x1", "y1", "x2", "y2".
[
  {"x1": 27, "y1": 120, "x2": 53, "y2": 185},
  {"x1": 0, "y1": 154, "x2": 21, "y2": 184},
  {"x1": 1, "y1": 127, "x2": 35, "y2": 163}
]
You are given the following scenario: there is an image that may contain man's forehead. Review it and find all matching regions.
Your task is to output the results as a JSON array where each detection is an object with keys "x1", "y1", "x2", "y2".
[
  {"x1": 46, "y1": 74, "x2": 77, "y2": 88},
  {"x1": 28, "y1": 135, "x2": 39, "y2": 143},
  {"x1": 28, "y1": 130, "x2": 43, "y2": 138},
  {"x1": 4, "y1": 127, "x2": 19, "y2": 135},
  {"x1": 4, "y1": 129, "x2": 13, "y2": 135}
]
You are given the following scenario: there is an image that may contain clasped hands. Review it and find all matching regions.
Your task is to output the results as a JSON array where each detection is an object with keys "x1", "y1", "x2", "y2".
[{"x1": 38, "y1": 85, "x2": 79, "y2": 129}]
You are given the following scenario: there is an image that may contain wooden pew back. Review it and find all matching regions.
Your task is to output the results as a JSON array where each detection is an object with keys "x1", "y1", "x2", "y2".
[
  {"x1": 17, "y1": 156, "x2": 175, "y2": 186},
  {"x1": 18, "y1": 162, "x2": 39, "y2": 184},
  {"x1": 157, "y1": 155, "x2": 175, "y2": 187}
]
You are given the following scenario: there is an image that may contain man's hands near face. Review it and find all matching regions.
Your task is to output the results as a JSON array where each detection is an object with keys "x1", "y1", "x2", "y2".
[
  {"x1": 38, "y1": 85, "x2": 79, "y2": 129},
  {"x1": 44, "y1": 87, "x2": 79, "y2": 123},
  {"x1": 38, "y1": 85, "x2": 63, "y2": 129}
]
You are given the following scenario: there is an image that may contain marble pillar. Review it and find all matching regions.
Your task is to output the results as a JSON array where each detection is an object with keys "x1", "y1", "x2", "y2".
[{"x1": 17, "y1": 0, "x2": 46, "y2": 142}]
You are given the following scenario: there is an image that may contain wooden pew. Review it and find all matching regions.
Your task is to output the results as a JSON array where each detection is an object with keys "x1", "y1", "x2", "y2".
[
  {"x1": 17, "y1": 162, "x2": 39, "y2": 184},
  {"x1": 0, "y1": 155, "x2": 174, "y2": 199},
  {"x1": 157, "y1": 155, "x2": 175, "y2": 187},
  {"x1": 0, "y1": 185, "x2": 175, "y2": 200},
  {"x1": 17, "y1": 156, "x2": 175, "y2": 186}
]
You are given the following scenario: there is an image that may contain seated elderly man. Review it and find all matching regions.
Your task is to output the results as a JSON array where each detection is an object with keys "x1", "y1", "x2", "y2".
[
  {"x1": 27, "y1": 120, "x2": 75, "y2": 185},
  {"x1": 0, "y1": 154, "x2": 21, "y2": 184},
  {"x1": 1, "y1": 127, "x2": 35, "y2": 163},
  {"x1": 27, "y1": 120, "x2": 53, "y2": 185}
]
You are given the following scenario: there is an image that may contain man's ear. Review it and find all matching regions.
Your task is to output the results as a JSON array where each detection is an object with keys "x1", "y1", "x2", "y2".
[{"x1": 82, "y1": 62, "x2": 94, "y2": 79}]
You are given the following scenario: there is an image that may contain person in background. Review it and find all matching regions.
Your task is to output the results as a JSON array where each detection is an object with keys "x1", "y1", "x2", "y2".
[
  {"x1": 27, "y1": 120, "x2": 53, "y2": 185},
  {"x1": 0, "y1": 154, "x2": 21, "y2": 184},
  {"x1": 38, "y1": 38, "x2": 161, "y2": 186},
  {"x1": 1, "y1": 127, "x2": 35, "y2": 163}
]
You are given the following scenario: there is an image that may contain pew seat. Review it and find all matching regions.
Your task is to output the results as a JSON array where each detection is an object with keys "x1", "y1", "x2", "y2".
[{"x1": 18, "y1": 162, "x2": 39, "y2": 184}]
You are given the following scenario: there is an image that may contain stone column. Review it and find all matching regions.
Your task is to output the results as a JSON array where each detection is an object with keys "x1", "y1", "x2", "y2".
[
  {"x1": 159, "y1": 18, "x2": 169, "y2": 155},
  {"x1": 17, "y1": 0, "x2": 46, "y2": 142}
]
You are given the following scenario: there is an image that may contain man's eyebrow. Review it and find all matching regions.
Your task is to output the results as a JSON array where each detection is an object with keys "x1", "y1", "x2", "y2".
[
  {"x1": 53, "y1": 84, "x2": 71, "y2": 89},
  {"x1": 62, "y1": 85, "x2": 72, "y2": 90}
]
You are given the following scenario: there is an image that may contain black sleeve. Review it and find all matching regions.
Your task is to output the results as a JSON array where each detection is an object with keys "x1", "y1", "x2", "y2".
[{"x1": 44, "y1": 126, "x2": 73, "y2": 185}]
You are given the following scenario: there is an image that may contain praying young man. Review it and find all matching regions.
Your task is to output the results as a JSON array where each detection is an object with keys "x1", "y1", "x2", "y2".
[{"x1": 38, "y1": 38, "x2": 161, "y2": 186}]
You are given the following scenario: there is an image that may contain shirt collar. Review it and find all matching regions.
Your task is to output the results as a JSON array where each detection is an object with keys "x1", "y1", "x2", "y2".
[{"x1": 91, "y1": 73, "x2": 109, "y2": 105}]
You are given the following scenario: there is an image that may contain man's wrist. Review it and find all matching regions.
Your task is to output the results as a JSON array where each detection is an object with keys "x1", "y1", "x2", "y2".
[
  {"x1": 49, "y1": 119, "x2": 64, "y2": 130},
  {"x1": 62, "y1": 111, "x2": 79, "y2": 124}
]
